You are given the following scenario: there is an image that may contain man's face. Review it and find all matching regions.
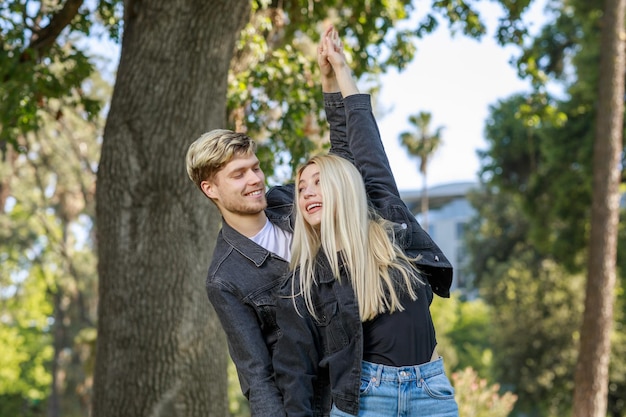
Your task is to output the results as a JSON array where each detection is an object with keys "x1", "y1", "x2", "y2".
[{"x1": 201, "y1": 153, "x2": 267, "y2": 216}]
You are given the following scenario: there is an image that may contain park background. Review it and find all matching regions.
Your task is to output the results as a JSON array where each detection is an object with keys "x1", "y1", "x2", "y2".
[{"x1": 1, "y1": 1, "x2": 625, "y2": 417}]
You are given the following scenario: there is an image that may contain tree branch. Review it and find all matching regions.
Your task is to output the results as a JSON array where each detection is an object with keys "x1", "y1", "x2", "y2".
[{"x1": 27, "y1": 0, "x2": 85, "y2": 58}]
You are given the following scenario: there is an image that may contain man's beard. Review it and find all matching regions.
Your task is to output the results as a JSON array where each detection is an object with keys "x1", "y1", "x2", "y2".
[{"x1": 221, "y1": 197, "x2": 267, "y2": 216}]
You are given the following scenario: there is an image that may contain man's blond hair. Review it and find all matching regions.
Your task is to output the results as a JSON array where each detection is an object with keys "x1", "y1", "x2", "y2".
[{"x1": 186, "y1": 129, "x2": 257, "y2": 190}]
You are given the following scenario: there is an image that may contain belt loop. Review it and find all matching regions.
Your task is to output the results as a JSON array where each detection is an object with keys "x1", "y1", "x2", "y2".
[
  {"x1": 414, "y1": 363, "x2": 422, "y2": 382},
  {"x1": 374, "y1": 364, "x2": 383, "y2": 387}
]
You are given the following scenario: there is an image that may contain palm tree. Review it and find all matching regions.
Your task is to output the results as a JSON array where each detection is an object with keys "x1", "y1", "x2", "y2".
[{"x1": 399, "y1": 111, "x2": 444, "y2": 231}]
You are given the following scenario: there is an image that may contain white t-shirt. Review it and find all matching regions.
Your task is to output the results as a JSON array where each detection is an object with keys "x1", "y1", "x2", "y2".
[{"x1": 250, "y1": 219, "x2": 292, "y2": 262}]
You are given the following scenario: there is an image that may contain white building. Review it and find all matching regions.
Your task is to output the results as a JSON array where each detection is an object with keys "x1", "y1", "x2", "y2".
[{"x1": 400, "y1": 181, "x2": 478, "y2": 296}]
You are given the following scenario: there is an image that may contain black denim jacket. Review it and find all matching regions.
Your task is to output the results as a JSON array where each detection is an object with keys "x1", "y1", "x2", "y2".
[
  {"x1": 272, "y1": 94, "x2": 453, "y2": 417},
  {"x1": 205, "y1": 92, "x2": 352, "y2": 417}
]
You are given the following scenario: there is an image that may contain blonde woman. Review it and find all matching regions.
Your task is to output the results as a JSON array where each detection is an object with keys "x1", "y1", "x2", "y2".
[{"x1": 273, "y1": 31, "x2": 458, "y2": 417}]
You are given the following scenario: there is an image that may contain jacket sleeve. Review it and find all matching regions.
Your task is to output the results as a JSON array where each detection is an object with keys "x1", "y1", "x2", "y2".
[
  {"x1": 343, "y1": 94, "x2": 402, "y2": 215},
  {"x1": 207, "y1": 282, "x2": 286, "y2": 417},
  {"x1": 325, "y1": 92, "x2": 353, "y2": 164},
  {"x1": 272, "y1": 280, "x2": 325, "y2": 417},
  {"x1": 343, "y1": 94, "x2": 454, "y2": 297}
]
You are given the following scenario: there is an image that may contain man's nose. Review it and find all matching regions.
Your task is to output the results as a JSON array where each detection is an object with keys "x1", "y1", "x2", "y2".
[{"x1": 247, "y1": 170, "x2": 263, "y2": 183}]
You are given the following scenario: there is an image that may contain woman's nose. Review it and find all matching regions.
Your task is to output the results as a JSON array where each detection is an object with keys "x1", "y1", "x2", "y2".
[{"x1": 302, "y1": 185, "x2": 315, "y2": 197}]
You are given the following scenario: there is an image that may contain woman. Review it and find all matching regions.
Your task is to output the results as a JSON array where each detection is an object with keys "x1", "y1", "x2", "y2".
[{"x1": 273, "y1": 30, "x2": 459, "y2": 417}]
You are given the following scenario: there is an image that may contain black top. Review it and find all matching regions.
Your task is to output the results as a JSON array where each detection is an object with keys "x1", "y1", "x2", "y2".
[{"x1": 362, "y1": 282, "x2": 436, "y2": 366}]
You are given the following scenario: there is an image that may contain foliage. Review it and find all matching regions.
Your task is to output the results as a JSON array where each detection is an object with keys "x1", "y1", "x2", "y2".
[
  {"x1": 0, "y1": 71, "x2": 106, "y2": 415},
  {"x1": 452, "y1": 367, "x2": 517, "y2": 417},
  {"x1": 430, "y1": 294, "x2": 460, "y2": 373},
  {"x1": 480, "y1": 89, "x2": 594, "y2": 273},
  {"x1": 431, "y1": 293, "x2": 494, "y2": 380},
  {"x1": 466, "y1": 183, "x2": 588, "y2": 416},
  {"x1": 470, "y1": 125, "x2": 626, "y2": 417},
  {"x1": 446, "y1": 297, "x2": 494, "y2": 379},
  {"x1": 468, "y1": 0, "x2": 626, "y2": 413},
  {"x1": 0, "y1": 273, "x2": 54, "y2": 413},
  {"x1": 486, "y1": 0, "x2": 608, "y2": 274},
  {"x1": 0, "y1": 0, "x2": 122, "y2": 150}
]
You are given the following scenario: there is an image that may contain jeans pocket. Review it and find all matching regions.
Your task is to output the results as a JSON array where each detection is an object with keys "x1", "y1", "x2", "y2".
[
  {"x1": 359, "y1": 376, "x2": 377, "y2": 396},
  {"x1": 422, "y1": 373, "x2": 456, "y2": 400}
]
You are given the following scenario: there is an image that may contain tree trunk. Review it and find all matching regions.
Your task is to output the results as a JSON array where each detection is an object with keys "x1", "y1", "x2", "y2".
[
  {"x1": 93, "y1": 1, "x2": 251, "y2": 416},
  {"x1": 572, "y1": 0, "x2": 625, "y2": 415}
]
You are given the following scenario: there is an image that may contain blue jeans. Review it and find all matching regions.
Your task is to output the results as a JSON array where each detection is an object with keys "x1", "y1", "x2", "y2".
[{"x1": 330, "y1": 358, "x2": 459, "y2": 417}]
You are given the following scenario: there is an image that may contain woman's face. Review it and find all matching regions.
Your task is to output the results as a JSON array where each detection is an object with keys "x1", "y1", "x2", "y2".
[{"x1": 298, "y1": 163, "x2": 323, "y2": 227}]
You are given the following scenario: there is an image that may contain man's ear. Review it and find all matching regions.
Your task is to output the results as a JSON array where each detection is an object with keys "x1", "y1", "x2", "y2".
[{"x1": 200, "y1": 180, "x2": 217, "y2": 200}]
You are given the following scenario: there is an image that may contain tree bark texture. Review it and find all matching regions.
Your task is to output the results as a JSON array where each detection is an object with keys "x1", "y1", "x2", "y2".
[
  {"x1": 572, "y1": 0, "x2": 625, "y2": 416},
  {"x1": 93, "y1": 1, "x2": 251, "y2": 416}
]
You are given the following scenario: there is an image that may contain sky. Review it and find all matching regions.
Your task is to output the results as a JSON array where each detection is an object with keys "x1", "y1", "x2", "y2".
[{"x1": 378, "y1": 0, "x2": 548, "y2": 191}]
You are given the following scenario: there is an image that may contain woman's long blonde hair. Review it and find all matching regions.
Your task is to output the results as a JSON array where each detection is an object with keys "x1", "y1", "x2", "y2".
[{"x1": 291, "y1": 155, "x2": 424, "y2": 321}]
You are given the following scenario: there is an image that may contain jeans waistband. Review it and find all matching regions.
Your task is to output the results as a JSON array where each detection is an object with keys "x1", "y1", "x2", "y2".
[{"x1": 361, "y1": 357, "x2": 445, "y2": 382}]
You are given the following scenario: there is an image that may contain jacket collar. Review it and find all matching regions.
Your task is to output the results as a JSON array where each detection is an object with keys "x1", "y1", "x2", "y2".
[{"x1": 220, "y1": 219, "x2": 272, "y2": 266}]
